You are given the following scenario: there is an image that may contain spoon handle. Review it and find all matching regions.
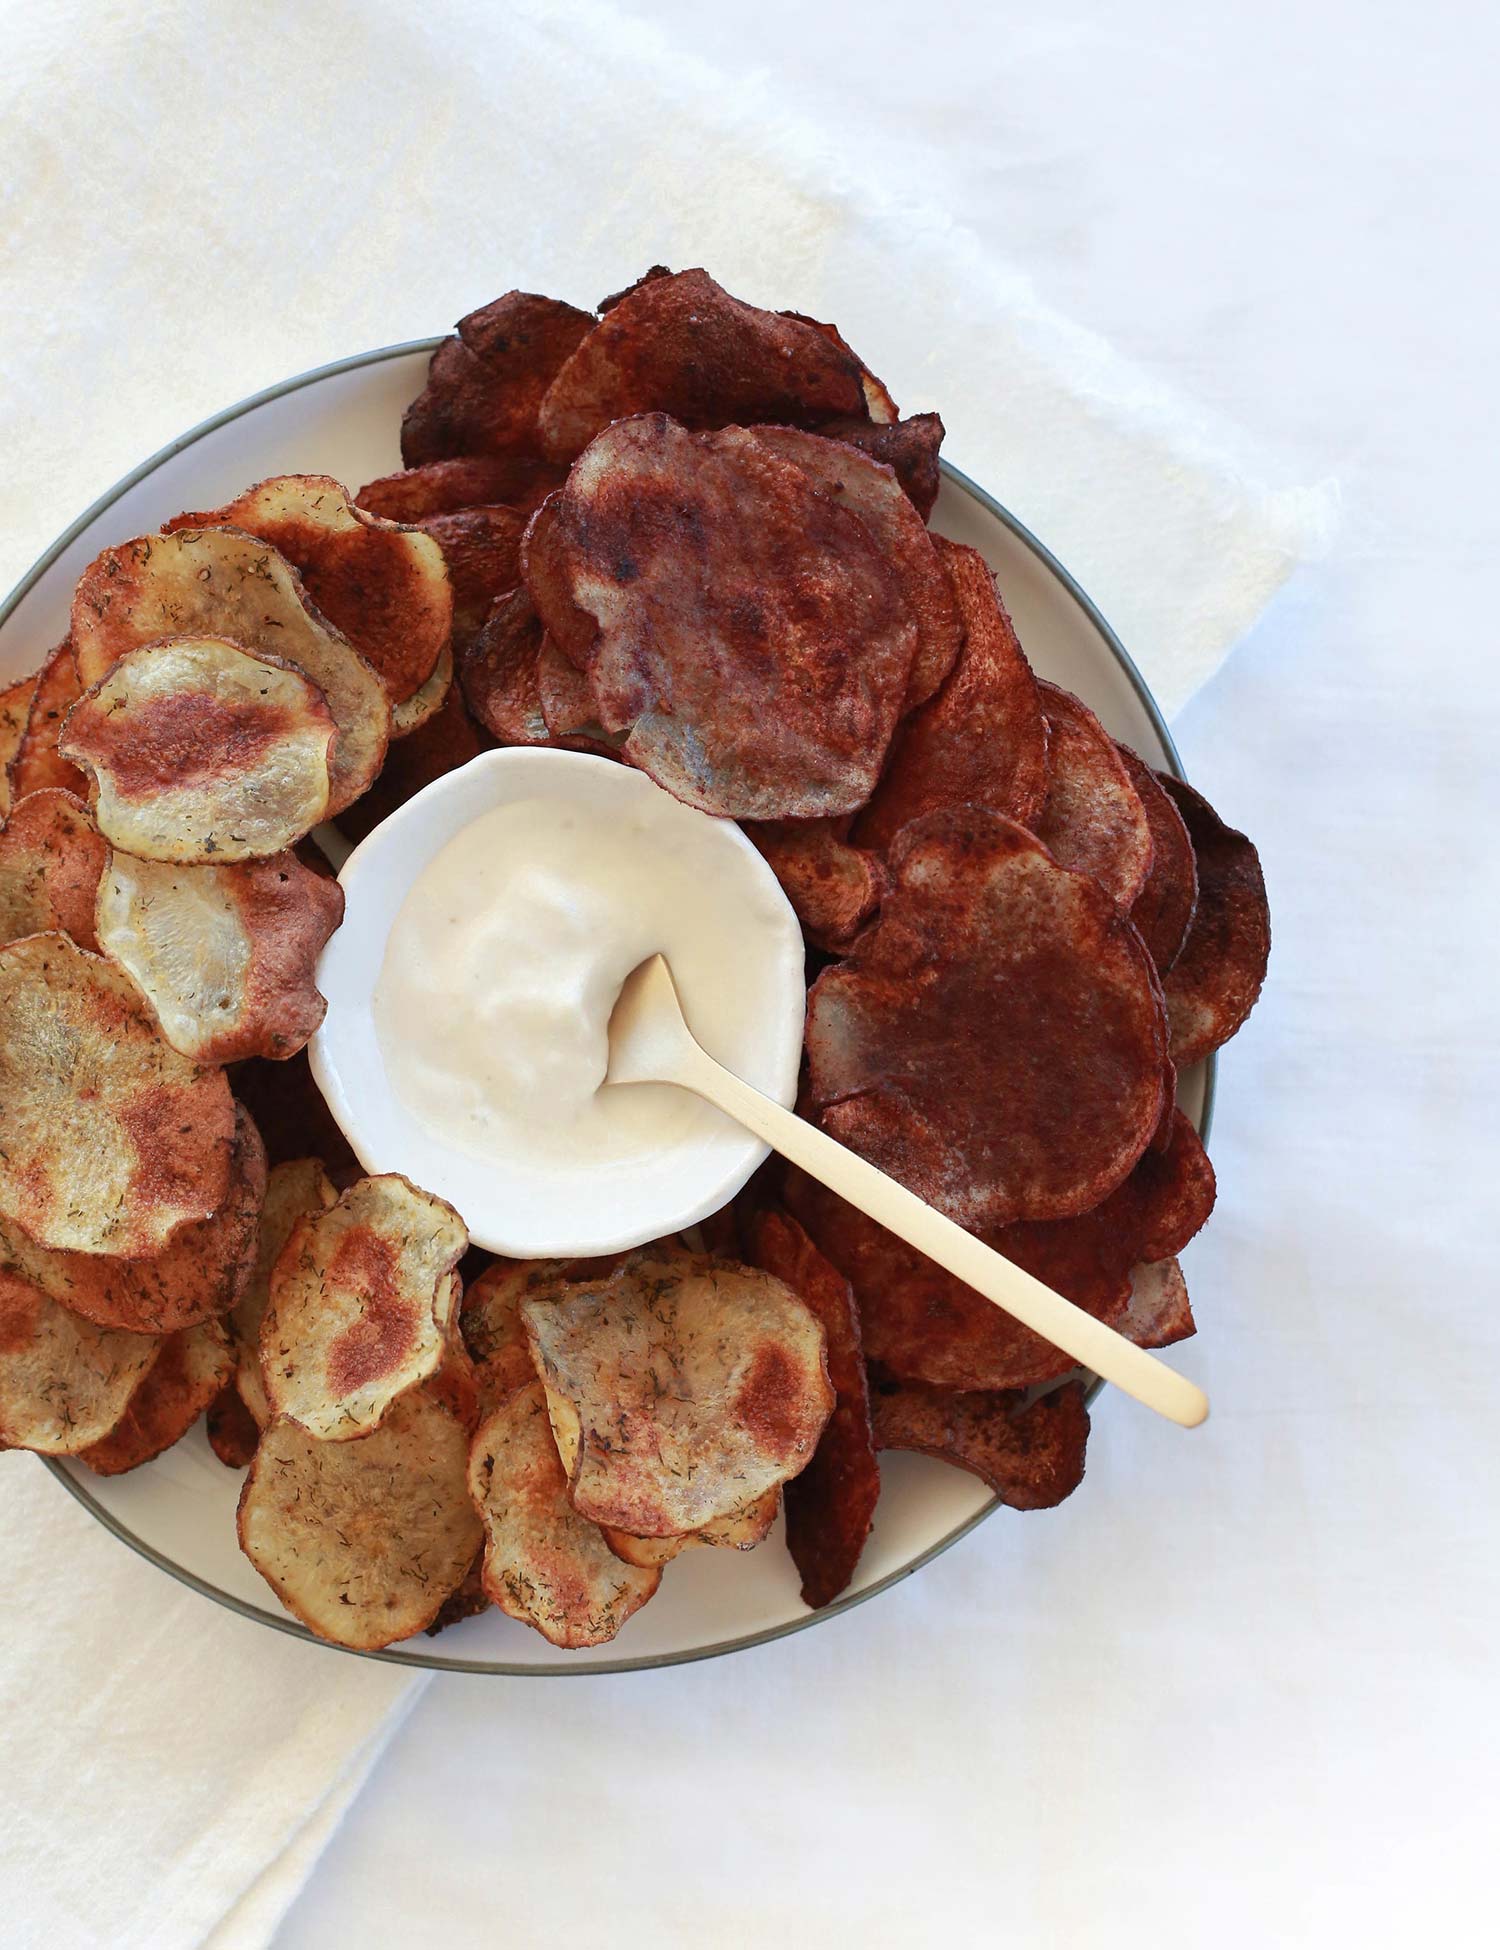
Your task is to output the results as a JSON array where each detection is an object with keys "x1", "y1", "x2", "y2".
[{"x1": 674, "y1": 1040, "x2": 1209, "y2": 1430}]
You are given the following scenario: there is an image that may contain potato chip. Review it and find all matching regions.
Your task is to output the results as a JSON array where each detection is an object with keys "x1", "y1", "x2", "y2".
[
  {"x1": 467, "y1": 1381, "x2": 661, "y2": 1648},
  {"x1": 424, "y1": 1302, "x2": 480, "y2": 1431},
  {"x1": 521, "y1": 1249, "x2": 833, "y2": 1537},
  {"x1": 70, "y1": 528, "x2": 390, "y2": 815},
  {"x1": 536, "y1": 638, "x2": 607, "y2": 741},
  {"x1": 854, "y1": 540, "x2": 1049, "y2": 852},
  {"x1": 0, "y1": 932, "x2": 234, "y2": 1256},
  {"x1": 60, "y1": 637, "x2": 336, "y2": 864},
  {"x1": 870, "y1": 1376, "x2": 1089, "y2": 1508},
  {"x1": 7, "y1": 641, "x2": 86, "y2": 801},
  {"x1": 1158, "y1": 775, "x2": 1271, "y2": 1066},
  {"x1": 1116, "y1": 743, "x2": 1198, "y2": 975},
  {"x1": 206, "y1": 1377, "x2": 260, "y2": 1467},
  {"x1": 809, "y1": 413, "x2": 945, "y2": 520},
  {"x1": 524, "y1": 416, "x2": 919, "y2": 819},
  {"x1": 1119, "y1": 1256, "x2": 1196, "y2": 1349},
  {"x1": 415, "y1": 507, "x2": 526, "y2": 650},
  {"x1": 166, "y1": 476, "x2": 451, "y2": 706},
  {"x1": 261, "y1": 1174, "x2": 468, "y2": 1440},
  {"x1": 1032, "y1": 682, "x2": 1153, "y2": 909},
  {"x1": 230, "y1": 1156, "x2": 337, "y2": 1427},
  {"x1": 96, "y1": 850, "x2": 343, "y2": 1064},
  {"x1": 536, "y1": 269, "x2": 879, "y2": 461},
  {"x1": 459, "y1": 588, "x2": 549, "y2": 745},
  {"x1": 238, "y1": 1385, "x2": 482, "y2": 1649},
  {"x1": 745, "y1": 818, "x2": 887, "y2": 954},
  {"x1": 601, "y1": 1484, "x2": 781, "y2": 1569},
  {"x1": 357, "y1": 455, "x2": 567, "y2": 524},
  {"x1": 749, "y1": 1208, "x2": 878, "y2": 1609},
  {"x1": 0, "y1": 671, "x2": 38, "y2": 817},
  {"x1": 0, "y1": 789, "x2": 106, "y2": 950},
  {"x1": 423, "y1": 1549, "x2": 491, "y2": 1635},
  {"x1": 805, "y1": 809, "x2": 1168, "y2": 1230},
  {"x1": 338, "y1": 673, "x2": 489, "y2": 843},
  {"x1": 401, "y1": 291, "x2": 595, "y2": 465},
  {"x1": 78, "y1": 1318, "x2": 233, "y2": 1475},
  {"x1": 388, "y1": 638, "x2": 453, "y2": 740},
  {"x1": 0, "y1": 1268, "x2": 160, "y2": 1452},
  {"x1": 460, "y1": 1258, "x2": 560, "y2": 1410}
]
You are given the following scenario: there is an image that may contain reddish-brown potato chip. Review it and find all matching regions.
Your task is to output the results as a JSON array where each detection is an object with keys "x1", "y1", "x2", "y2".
[
  {"x1": 165, "y1": 476, "x2": 451, "y2": 706},
  {"x1": 521, "y1": 1249, "x2": 833, "y2": 1537},
  {"x1": 1117, "y1": 744, "x2": 1198, "y2": 975},
  {"x1": 206, "y1": 1377, "x2": 260, "y2": 1467},
  {"x1": 7, "y1": 642, "x2": 86, "y2": 801},
  {"x1": 468, "y1": 1381, "x2": 661, "y2": 1648},
  {"x1": 1119, "y1": 1256, "x2": 1196, "y2": 1348},
  {"x1": 536, "y1": 637, "x2": 605, "y2": 740},
  {"x1": 749, "y1": 1209, "x2": 878, "y2": 1609},
  {"x1": 870, "y1": 1376, "x2": 1089, "y2": 1508},
  {"x1": 357, "y1": 455, "x2": 567, "y2": 524},
  {"x1": 459, "y1": 588, "x2": 549, "y2": 745},
  {"x1": 854, "y1": 539, "x2": 1049, "y2": 851},
  {"x1": 95, "y1": 850, "x2": 343, "y2": 1064},
  {"x1": 1158, "y1": 775, "x2": 1271, "y2": 1066},
  {"x1": 0, "y1": 671, "x2": 38, "y2": 817},
  {"x1": 806, "y1": 810, "x2": 1168, "y2": 1230},
  {"x1": 1032, "y1": 682, "x2": 1153, "y2": 909},
  {"x1": 525, "y1": 416, "x2": 918, "y2": 818},
  {"x1": 416, "y1": 506, "x2": 526, "y2": 649},
  {"x1": 387, "y1": 639, "x2": 453, "y2": 741},
  {"x1": 0, "y1": 789, "x2": 106, "y2": 950},
  {"x1": 78, "y1": 1318, "x2": 233, "y2": 1475},
  {"x1": 60, "y1": 637, "x2": 337, "y2": 864},
  {"x1": 401, "y1": 291, "x2": 595, "y2": 465},
  {"x1": 336, "y1": 678, "x2": 490, "y2": 845},
  {"x1": 231, "y1": 1048, "x2": 357, "y2": 1177},
  {"x1": 0, "y1": 1268, "x2": 160, "y2": 1453},
  {"x1": 0, "y1": 932, "x2": 234, "y2": 1256},
  {"x1": 810, "y1": 413, "x2": 945, "y2": 520},
  {"x1": 238, "y1": 1385, "x2": 482, "y2": 1649},
  {"x1": 230, "y1": 1156, "x2": 337, "y2": 1427},
  {"x1": 535, "y1": 269, "x2": 879, "y2": 462},
  {"x1": 745, "y1": 819, "x2": 887, "y2": 955}
]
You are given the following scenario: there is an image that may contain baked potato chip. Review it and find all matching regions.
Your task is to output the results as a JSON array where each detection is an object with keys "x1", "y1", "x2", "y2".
[
  {"x1": 745, "y1": 818, "x2": 887, "y2": 954},
  {"x1": 0, "y1": 789, "x2": 106, "y2": 950},
  {"x1": 467, "y1": 1382, "x2": 661, "y2": 1648},
  {"x1": 387, "y1": 638, "x2": 453, "y2": 741},
  {"x1": 401, "y1": 290, "x2": 594, "y2": 465},
  {"x1": 358, "y1": 455, "x2": 567, "y2": 524},
  {"x1": 70, "y1": 529, "x2": 390, "y2": 815},
  {"x1": 0, "y1": 1268, "x2": 159, "y2": 1452},
  {"x1": 7, "y1": 642, "x2": 86, "y2": 801},
  {"x1": 460, "y1": 1258, "x2": 563, "y2": 1411},
  {"x1": 423, "y1": 1548, "x2": 491, "y2": 1635},
  {"x1": 78, "y1": 1317, "x2": 233, "y2": 1475},
  {"x1": 1113, "y1": 744, "x2": 1199, "y2": 975},
  {"x1": 231, "y1": 1157, "x2": 337, "y2": 1427},
  {"x1": 206, "y1": 1377, "x2": 260, "y2": 1468},
  {"x1": 1120, "y1": 1256, "x2": 1196, "y2": 1348},
  {"x1": 459, "y1": 588, "x2": 549, "y2": 745},
  {"x1": 1159, "y1": 775, "x2": 1271, "y2": 1066},
  {"x1": 601, "y1": 1484, "x2": 781, "y2": 1569},
  {"x1": 0, "y1": 932, "x2": 234, "y2": 1256},
  {"x1": 521, "y1": 1249, "x2": 833, "y2": 1537},
  {"x1": 95, "y1": 849, "x2": 344, "y2": 1064},
  {"x1": 60, "y1": 637, "x2": 336, "y2": 863},
  {"x1": 238, "y1": 1386, "x2": 482, "y2": 1649},
  {"x1": 0, "y1": 671, "x2": 38, "y2": 817},
  {"x1": 415, "y1": 507, "x2": 526, "y2": 651},
  {"x1": 261, "y1": 1174, "x2": 467, "y2": 1440},
  {"x1": 870, "y1": 1376, "x2": 1090, "y2": 1508},
  {"x1": 810, "y1": 413, "x2": 945, "y2": 520},
  {"x1": 1033, "y1": 682, "x2": 1153, "y2": 910}
]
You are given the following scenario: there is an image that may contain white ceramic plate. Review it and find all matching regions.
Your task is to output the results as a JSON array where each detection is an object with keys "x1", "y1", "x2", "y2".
[{"x1": 0, "y1": 344, "x2": 1212, "y2": 1674}]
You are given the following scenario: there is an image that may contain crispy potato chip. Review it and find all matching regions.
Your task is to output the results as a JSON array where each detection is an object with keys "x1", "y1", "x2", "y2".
[
  {"x1": 806, "y1": 810, "x2": 1168, "y2": 1230},
  {"x1": 459, "y1": 587, "x2": 549, "y2": 744},
  {"x1": 535, "y1": 269, "x2": 878, "y2": 461},
  {"x1": 388, "y1": 638, "x2": 454, "y2": 740},
  {"x1": 810, "y1": 413, "x2": 945, "y2": 520},
  {"x1": 238, "y1": 1385, "x2": 482, "y2": 1649},
  {"x1": 231, "y1": 1048, "x2": 357, "y2": 1177},
  {"x1": 96, "y1": 850, "x2": 343, "y2": 1064},
  {"x1": 60, "y1": 637, "x2": 336, "y2": 864},
  {"x1": 854, "y1": 539, "x2": 1049, "y2": 851},
  {"x1": 521, "y1": 1249, "x2": 833, "y2": 1537},
  {"x1": 424, "y1": 1302, "x2": 480, "y2": 1432},
  {"x1": 524, "y1": 416, "x2": 918, "y2": 818},
  {"x1": 870, "y1": 1376, "x2": 1089, "y2": 1508},
  {"x1": 166, "y1": 476, "x2": 451, "y2": 706},
  {"x1": 357, "y1": 455, "x2": 567, "y2": 524},
  {"x1": 7, "y1": 641, "x2": 86, "y2": 801},
  {"x1": 231, "y1": 1156, "x2": 337, "y2": 1427},
  {"x1": 1116, "y1": 744, "x2": 1198, "y2": 975},
  {"x1": 415, "y1": 507, "x2": 526, "y2": 650},
  {"x1": 468, "y1": 1381, "x2": 661, "y2": 1648},
  {"x1": 424, "y1": 1548, "x2": 491, "y2": 1635},
  {"x1": 70, "y1": 528, "x2": 390, "y2": 815},
  {"x1": 0, "y1": 1268, "x2": 161, "y2": 1453},
  {"x1": 1119, "y1": 1256, "x2": 1196, "y2": 1349},
  {"x1": 78, "y1": 1317, "x2": 233, "y2": 1475},
  {"x1": 0, "y1": 789, "x2": 106, "y2": 950},
  {"x1": 0, "y1": 671, "x2": 38, "y2": 817},
  {"x1": 401, "y1": 291, "x2": 595, "y2": 465},
  {"x1": 338, "y1": 672, "x2": 488, "y2": 843},
  {"x1": 206, "y1": 1377, "x2": 260, "y2": 1467},
  {"x1": 745, "y1": 818, "x2": 887, "y2": 954},
  {"x1": 261, "y1": 1174, "x2": 468, "y2": 1440},
  {"x1": 601, "y1": 1484, "x2": 781, "y2": 1569},
  {"x1": 1033, "y1": 682, "x2": 1153, "y2": 909},
  {"x1": 749, "y1": 1208, "x2": 878, "y2": 1609},
  {"x1": 460, "y1": 1258, "x2": 560, "y2": 1411},
  {"x1": 0, "y1": 932, "x2": 234, "y2": 1255},
  {"x1": 1158, "y1": 775, "x2": 1271, "y2": 1066}
]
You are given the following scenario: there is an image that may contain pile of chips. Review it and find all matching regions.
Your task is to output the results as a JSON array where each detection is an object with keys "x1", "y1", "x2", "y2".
[{"x1": 0, "y1": 267, "x2": 1269, "y2": 1650}]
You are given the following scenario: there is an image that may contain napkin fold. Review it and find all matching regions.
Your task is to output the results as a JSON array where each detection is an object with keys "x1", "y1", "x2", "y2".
[{"x1": 0, "y1": 2, "x2": 1333, "y2": 1946}]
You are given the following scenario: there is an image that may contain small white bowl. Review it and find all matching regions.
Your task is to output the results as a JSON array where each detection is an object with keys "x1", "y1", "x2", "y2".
[{"x1": 309, "y1": 748, "x2": 806, "y2": 1257}]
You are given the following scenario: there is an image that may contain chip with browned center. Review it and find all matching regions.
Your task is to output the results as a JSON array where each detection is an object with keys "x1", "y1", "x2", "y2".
[
  {"x1": 238, "y1": 1385, "x2": 482, "y2": 1649},
  {"x1": 95, "y1": 849, "x2": 344, "y2": 1064},
  {"x1": 415, "y1": 507, "x2": 526, "y2": 650},
  {"x1": 357, "y1": 455, "x2": 567, "y2": 524},
  {"x1": 6, "y1": 643, "x2": 86, "y2": 801},
  {"x1": 521, "y1": 1249, "x2": 833, "y2": 1537},
  {"x1": 0, "y1": 932, "x2": 234, "y2": 1256},
  {"x1": 805, "y1": 809, "x2": 1168, "y2": 1231},
  {"x1": 1116, "y1": 744, "x2": 1198, "y2": 975},
  {"x1": 467, "y1": 1381, "x2": 662, "y2": 1648},
  {"x1": 1032, "y1": 682, "x2": 1154, "y2": 910},
  {"x1": 1158, "y1": 775, "x2": 1271, "y2": 1066},
  {"x1": 230, "y1": 1157, "x2": 336, "y2": 1427},
  {"x1": 401, "y1": 291, "x2": 595, "y2": 465},
  {"x1": 261, "y1": 1174, "x2": 468, "y2": 1440},
  {"x1": 78, "y1": 1317, "x2": 234, "y2": 1475},
  {"x1": 60, "y1": 637, "x2": 336, "y2": 864},
  {"x1": 870, "y1": 1376, "x2": 1089, "y2": 1508},
  {"x1": 745, "y1": 818, "x2": 887, "y2": 955},
  {"x1": 70, "y1": 529, "x2": 389, "y2": 815},
  {"x1": 0, "y1": 1268, "x2": 160, "y2": 1452},
  {"x1": 0, "y1": 789, "x2": 106, "y2": 950},
  {"x1": 165, "y1": 476, "x2": 451, "y2": 706},
  {"x1": 524, "y1": 416, "x2": 919, "y2": 818}
]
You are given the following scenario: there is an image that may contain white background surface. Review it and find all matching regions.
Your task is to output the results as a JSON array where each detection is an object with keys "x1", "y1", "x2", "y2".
[{"x1": 3, "y1": 1, "x2": 1495, "y2": 1945}]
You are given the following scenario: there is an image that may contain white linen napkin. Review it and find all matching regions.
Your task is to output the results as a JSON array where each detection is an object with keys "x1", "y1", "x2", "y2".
[{"x1": 0, "y1": 2, "x2": 1333, "y2": 1945}]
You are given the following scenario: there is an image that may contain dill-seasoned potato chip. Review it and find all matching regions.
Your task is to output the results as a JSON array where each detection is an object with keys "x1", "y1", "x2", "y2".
[
  {"x1": 0, "y1": 671, "x2": 38, "y2": 816},
  {"x1": 870, "y1": 1375, "x2": 1090, "y2": 1508},
  {"x1": 6, "y1": 642, "x2": 86, "y2": 801},
  {"x1": 0, "y1": 932, "x2": 234, "y2": 1256},
  {"x1": 467, "y1": 1381, "x2": 661, "y2": 1648},
  {"x1": 601, "y1": 1485, "x2": 781, "y2": 1569},
  {"x1": 521, "y1": 1249, "x2": 833, "y2": 1537},
  {"x1": 423, "y1": 1549, "x2": 490, "y2": 1635},
  {"x1": 1033, "y1": 682, "x2": 1153, "y2": 910},
  {"x1": 60, "y1": 638, "x2": 336, "y2": 863},
  {"x1": 95, "y1": 849, "x2": 343, "y2": 1064},
  {"x1": 238, "y1": 1386, "x2": 482, "y2": 1649},
  {"x1": 70, "y1": 529, "x2": 390, "y2": 815},
  {"x1": 231, "y1": 1157, "x2": 336, "y2": 1427},
  {"x1": 261, "y1": 1174, "x2": 467, "y2": 1440},
  {"x1": 78, "y1": 1317, "x2": 233, "y2": 1475},
  {"x1": 0, "y1": 1267, "x2": 159, "y2": 1452},
  {"x1": 460, "y1": 1258, "x2": 562, "y2": 1410},
  {"x1": 0, "y1": 789, "x2": 106, "y2": 950}
]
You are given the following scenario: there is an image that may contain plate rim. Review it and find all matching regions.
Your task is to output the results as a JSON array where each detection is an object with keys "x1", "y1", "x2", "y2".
[{"x1": 3, "y1": 339, "x2": 1216, "y2": 1677}]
